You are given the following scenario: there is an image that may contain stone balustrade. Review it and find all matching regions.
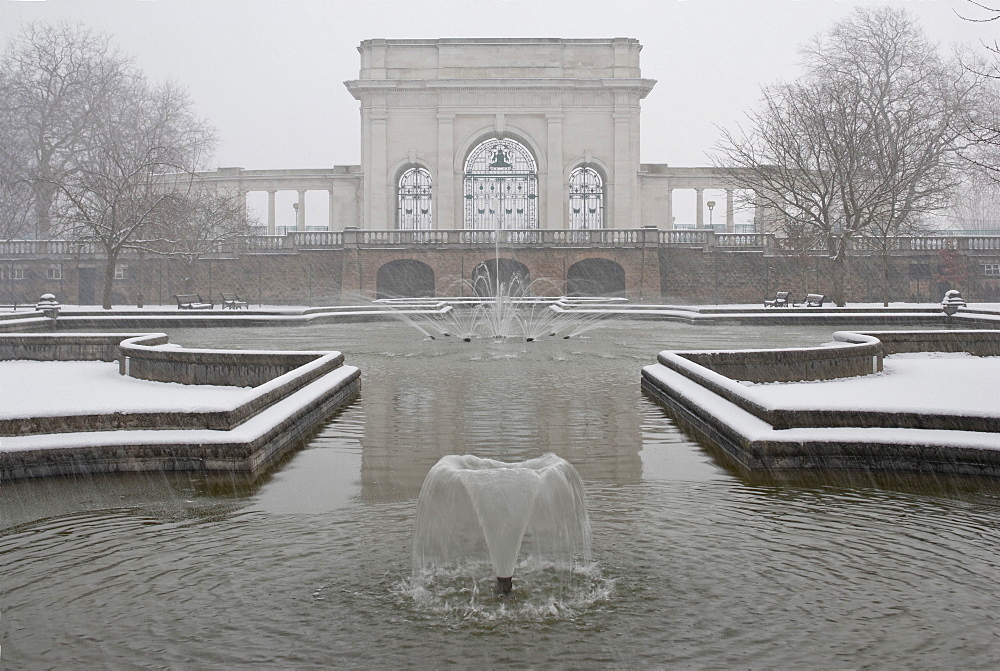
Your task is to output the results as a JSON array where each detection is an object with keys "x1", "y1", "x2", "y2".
[{"x1": 4, "y1": 230, "x2": 1000, "y2": 256}]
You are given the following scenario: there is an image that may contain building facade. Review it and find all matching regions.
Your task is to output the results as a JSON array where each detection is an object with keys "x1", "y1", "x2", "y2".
[{"x1": 195, "y1": 38, "x2": 743, "y2": 235}]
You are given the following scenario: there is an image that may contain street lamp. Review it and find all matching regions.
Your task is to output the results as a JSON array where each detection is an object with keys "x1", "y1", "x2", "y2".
[{"x1": 707, "y1": 200, "x2": 716, "y2": 228}]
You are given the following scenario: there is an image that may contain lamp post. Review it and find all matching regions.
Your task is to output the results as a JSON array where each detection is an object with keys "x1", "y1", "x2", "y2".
[
  {"x1": 707, "y1": 200, "x2": 716, "y2": 229},
  {"x1": 292, "y1": 202, "x2": 299, "y2": 235}
]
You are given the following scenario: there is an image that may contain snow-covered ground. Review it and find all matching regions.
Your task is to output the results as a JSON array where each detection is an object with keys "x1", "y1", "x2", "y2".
[
  {"x1": 0, "y1": 360, "x2": 251, "y2": 419},
  {"x1": 748, "y1": 352, "x2": 1000, "y2": 416}
]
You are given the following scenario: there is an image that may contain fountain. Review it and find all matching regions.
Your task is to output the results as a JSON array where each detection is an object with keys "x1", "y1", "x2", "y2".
[
  {"x1": 412, "y1": 453, "x2": 591, "y2": 597},
  {"x1": 381, "y1": 271, "x2": 609, "y2": 342}
]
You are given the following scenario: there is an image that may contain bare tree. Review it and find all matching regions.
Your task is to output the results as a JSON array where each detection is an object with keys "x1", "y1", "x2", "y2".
[
  {"x1": 0, "y1": 21, "x2": 132, "y2": 238},
  {"x1": 146, "y1": 187, "x2": 259, "y2": 285},
  {"x1": 53, "y1": 76, "x2": 215, "y2": 308},
  {"x1": 947, "y1": 166, "x2": 1000, "y2": 230},
  {"x1": 716, "y1": 6, "x2": 984, "y2": 305},
  {"x1": 0, "y1": 108, "x2": 33, "y2": 239}
]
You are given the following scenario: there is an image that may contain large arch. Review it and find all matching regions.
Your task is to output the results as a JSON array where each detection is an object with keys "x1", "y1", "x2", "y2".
[
  {"x1": 376, "y1": 259, "x2": 435, "y2": 299},
  {"x1": 471, "y1": 258, "x2": 531, "y2": 296},
  {"x1": 463, "y1": 137, "x2": 539, "y2": 230},
  {"x1": 566, "y1": 258, "x2": 626, "y2": 296}
]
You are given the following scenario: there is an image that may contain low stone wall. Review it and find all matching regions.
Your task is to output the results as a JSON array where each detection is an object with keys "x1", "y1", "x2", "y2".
[
  {"x1": 0, "y1": 333, "x2": 168, "y2": 362},
  {"x1": 849, "y1": 329, "x2": 1000, "y2": 356},
  {"x1": 0, "y1": 332, "x2": 362, "y2": 479},
  {"x1": 672, "y1": 333, "x2": 883, "y2": 383},
  {"x1": 0, "y1": 367, "x2": 362, "y2": 480},
  {"x1": 642, "y1": 329, "x2": 1000, "y2": 476},
  {"x1": 2, "y1": 349, "x2": 353, "y2": 437},
  {"x1": 118, "y1": 334, "x2": 334, "y2": 386}
]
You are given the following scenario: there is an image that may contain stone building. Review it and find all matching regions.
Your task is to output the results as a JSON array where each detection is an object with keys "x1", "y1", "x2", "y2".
[{"x1": 195, "y1": 38, "x2": 741, "y2": 234}]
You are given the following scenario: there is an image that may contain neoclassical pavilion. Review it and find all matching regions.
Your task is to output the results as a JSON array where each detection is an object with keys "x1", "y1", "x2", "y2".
[{"x1": 193, "y1": 38, "x2": 744, "y2": 234}]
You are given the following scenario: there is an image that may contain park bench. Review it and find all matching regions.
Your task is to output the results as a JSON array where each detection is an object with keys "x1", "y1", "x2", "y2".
[
  {"x1": 798, "y1": 293, "x2": 826, "y2": 307},
  {"x1": 0, "y1": 298, "x2": 30, "y2": 311},
  {"x1": 175, "y1": 293, "x2": 214, "y2": 310},
  {"x1": 764, "y1": 291, "x2": 790, "y2": 308},
  {"x1": 221, "y1": 293, "x2": 249, "y2": 310}
]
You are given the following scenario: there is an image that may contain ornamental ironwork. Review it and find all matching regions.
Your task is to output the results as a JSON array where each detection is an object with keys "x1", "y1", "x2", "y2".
[
  {"x1": 568, "y1": 166, "x2": 603, "y2": 229},
  {"x1": 463, "y1": 138, "x2": 538, "y2": 230},
  {"x1": 398, "y1": 167, "x2": 432, "y2": 230}
]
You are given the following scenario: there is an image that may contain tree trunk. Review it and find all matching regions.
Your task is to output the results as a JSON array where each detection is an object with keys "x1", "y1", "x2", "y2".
[
  {"x1": 829, "y1": 256, "x2": 846, "y2": 306},
  {"x1": 102, "y1": 252, "x2": 118, "y2": 310},
  {"x1": 881, "y1": 252, "x2": 890, "y2": 307}
]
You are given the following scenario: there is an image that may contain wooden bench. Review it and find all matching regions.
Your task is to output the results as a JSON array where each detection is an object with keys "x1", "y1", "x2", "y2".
[
  {"x1": 175, "y1": 294, "x2": 214, "y2": 310},
  {"x1": 764, "y1": 291, "x2": 790, "y2": 308},
  {"x1": 798, "y1": 293, "x2": 826, "y2": 307},
  {"x1": 0, "y1": 299, "x2": 30, "y2": 311},
  {"x1": 221, "y1": 293, "x2": 249, "y2": 310}
]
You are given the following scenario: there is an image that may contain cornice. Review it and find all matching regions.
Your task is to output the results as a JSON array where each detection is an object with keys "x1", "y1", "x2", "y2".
[{"x1": 345, "y1": 78, "x2": 656, "y2": 100}]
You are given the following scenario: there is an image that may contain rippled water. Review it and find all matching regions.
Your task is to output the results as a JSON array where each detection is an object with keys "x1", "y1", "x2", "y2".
[{"x1": 2, "y1": 320, "x2": 999, "y2": 667}]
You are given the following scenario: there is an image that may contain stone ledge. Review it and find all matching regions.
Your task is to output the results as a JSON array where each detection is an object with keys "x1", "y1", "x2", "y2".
[
  {"x1": 0, "y1": 333, "x2": 361, "y2": 480},
  {"x1": 0, "y1": 369, "x2": 361, "y2": 480},
  {"x1": 642, "y1": 329, "x2": 1000, "y2": 476}
]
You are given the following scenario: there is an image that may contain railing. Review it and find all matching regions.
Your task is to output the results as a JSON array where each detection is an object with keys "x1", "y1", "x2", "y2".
[
  {"x1": 852, "y1": 235, "x2": 1000, "y2": 253},
  {"x1": 660, "y1": 230, "x2": 710, "y2": 245},
  {"x1": 5, "y1": 230, "x2": 1000, "y2": 256},
  {"x1": 716, "y1": 233, "x2": 771, "y2": 248},
  {"x1": 287, "y1": 231, "x2": 342, "y2": 247},
  {"x1": 352, "y1": 228, "x2": 653, "y2": 247},
  {"x1": 0, "y1": 240, "x2": 97, "y2": 255}
]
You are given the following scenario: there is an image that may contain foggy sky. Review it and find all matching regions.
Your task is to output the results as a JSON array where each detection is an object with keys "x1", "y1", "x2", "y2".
[{"x1": 1, "y1": 0, "x2": 996, "y2": 225}]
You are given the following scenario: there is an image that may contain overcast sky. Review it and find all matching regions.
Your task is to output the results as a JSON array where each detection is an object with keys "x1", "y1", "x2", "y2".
[{"x1": 1, "y1": 0, "x2": 997, "y2": 225}]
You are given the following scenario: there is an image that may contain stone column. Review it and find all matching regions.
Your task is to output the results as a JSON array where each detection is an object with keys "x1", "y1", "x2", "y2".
[
  {"x1": 267, "y1": 190, "x2": 276, "y2": 235},
  {"x1": 696, "y1": 188, "x2": 705, "y2": 228},
  {"x1": 296, "y1": 190, "x2": 306, "y2": 231},
  {"x1": 726, "y1": 189, "x2": 735, "y2": 233},
  {"x1": 238, "y1": 191, "x2": 248, "y2": 223},
  {"x1": 613, "y1": 108, "x2": 631, "y2": 229},
  {"x1": 370, "y1": 106, "x2": 388, "y2": 229},
  {"x1": 546, "y1": 113, "x2": 564, "y2": 230},
  {"x1": 437, "y1": 114, "x2": 455, "y2": 229},
  {"x1": 665, "y1": 188, "x2": 674, "y2": 230},
  {"x1": 328, "y1": 189, "x2": 336, "y2": 231}
]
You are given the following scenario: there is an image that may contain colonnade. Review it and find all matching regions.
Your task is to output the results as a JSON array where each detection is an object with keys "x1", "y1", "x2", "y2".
[
  {"x1": 252, "y1": 188, "x2": 338, "y2": 234},
  {"x1": 665, "y1": 187, "x2": 737, "y2": 231}
]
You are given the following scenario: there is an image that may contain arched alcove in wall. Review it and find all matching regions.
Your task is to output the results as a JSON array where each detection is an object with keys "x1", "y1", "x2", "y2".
[
  {"x1": 566, "y1": 258, "x2": 626, "y2": 296},
  {"x1": 376, "y1": 259, "x2": 435, "y2": 299},
  {"x1": 470, "y1": 258, "x2": 531, "y2": 296}
]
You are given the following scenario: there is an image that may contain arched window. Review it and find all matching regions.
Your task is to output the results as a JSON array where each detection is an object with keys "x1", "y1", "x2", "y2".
[
  {"x1": 463, "y1": 138, "x2": 538, "y2": 230},
  {"x1": 398, "y1": 167, "x2": 432, "y2": 230},
  {"x1": 568, "y1": 166, "x2": 603, "y2": 229}
]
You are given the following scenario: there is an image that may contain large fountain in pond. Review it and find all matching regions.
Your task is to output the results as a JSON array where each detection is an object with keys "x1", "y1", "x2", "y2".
[
  {"x1": 412, "y1": 453, "x2": 591, "y2": 596},
  {"x1": 379, "y1": 271, "x2": 616, "y2": 342}
]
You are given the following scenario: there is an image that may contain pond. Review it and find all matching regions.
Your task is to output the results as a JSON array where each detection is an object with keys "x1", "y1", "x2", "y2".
[{"x1": 2, "y1": 320, "x2": 998, "y2": 667}]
